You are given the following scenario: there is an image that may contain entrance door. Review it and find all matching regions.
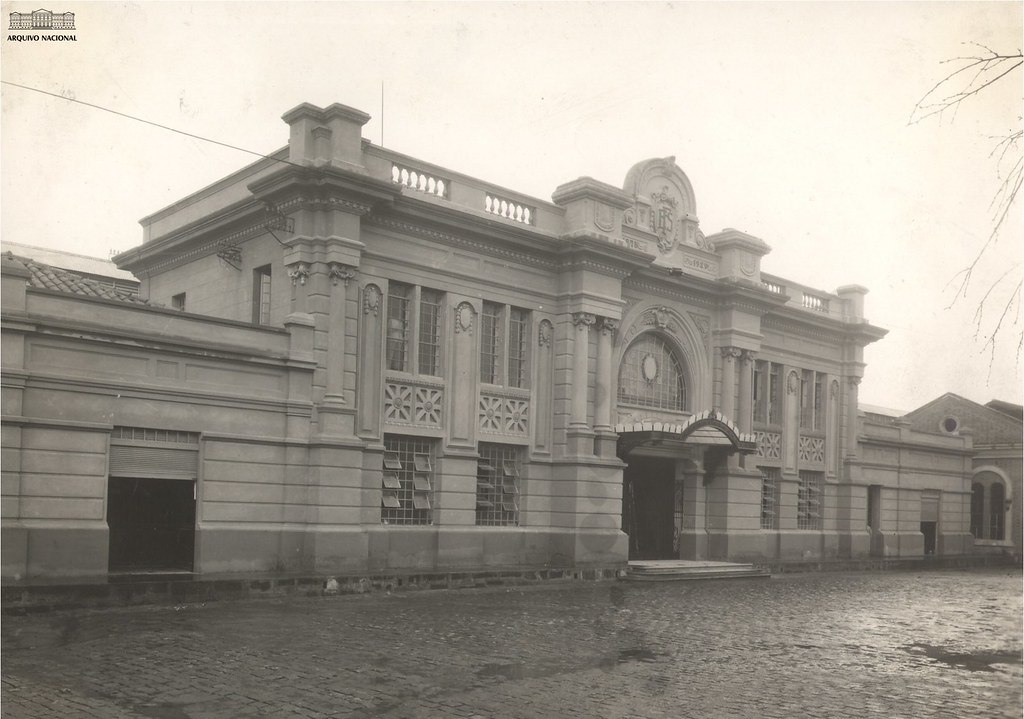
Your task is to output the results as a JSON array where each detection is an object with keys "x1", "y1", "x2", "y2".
[
  {"x1": 107, "y1": 477, "x2": 196, "y2": 572},
  {"x1": 622, "y1": 457, "x2": 676, "y2": 560}
]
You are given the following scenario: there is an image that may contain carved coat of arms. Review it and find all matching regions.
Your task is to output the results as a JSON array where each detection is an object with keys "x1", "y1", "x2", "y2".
[{"x1": 649, "y1": 186, "x2": 679, "y2": 254}]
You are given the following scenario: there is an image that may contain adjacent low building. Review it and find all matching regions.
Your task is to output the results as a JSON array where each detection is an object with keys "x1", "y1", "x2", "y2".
[{"x1": 0, "y1": 101, "x2": 1000, "y2": 580}]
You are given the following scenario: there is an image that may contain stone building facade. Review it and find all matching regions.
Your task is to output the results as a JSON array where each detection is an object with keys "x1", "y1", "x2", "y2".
[
  {"x1": 904, "y1": 394, "x2": 1022, "y2": 557},
  {"x1": 0, "y1": 101, "x2": 984, "y2": 579}
]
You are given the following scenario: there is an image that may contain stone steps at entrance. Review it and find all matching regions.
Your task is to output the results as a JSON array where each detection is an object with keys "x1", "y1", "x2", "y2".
[{"x1": 625, "y1": 560, "x2": 771, "y2": 582}]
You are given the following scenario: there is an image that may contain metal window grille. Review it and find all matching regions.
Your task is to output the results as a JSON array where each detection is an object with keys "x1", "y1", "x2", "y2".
[
  {"x1": 617, "y1": 334, "x2": 687, "y2": 411},
  {"x1": 253, "y1": 265, "x2": 272, "y2": 325},
  {"x1": 759, "y1": 466, "x2": 781, "y2": 530},
  {"x1": 381, "y1": 435, "x2": 435, "y2": 525},
  {"x1": 480, "y1": 302, "x2": 503, "y2": 385},
  {"x1": 418, "y1": 288, "x2": 443, "y2": 376},
  {"x1": 386, "y1": 283, "x2": 412, "y2": 372},
  {"x1": 111, "y1": 427, "x2": 199, "y2": 444},
  {"x1": 797, "y1": 471, "x2": 823, "y2": 530},
  {"x1": 507, "y1": 307, "x2": 529, "y2": 389},
  {"x1": 476, "y1": 442, "x2": 521, "y2": 526}
]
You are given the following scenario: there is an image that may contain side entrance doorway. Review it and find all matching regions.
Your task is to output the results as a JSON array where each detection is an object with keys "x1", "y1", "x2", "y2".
[
  {"x1": 622, "y1": 456, "x2": 677, "y2": 560},
  {"x1": 107, "y1": 477, "x2": 196, "y2": 572}
]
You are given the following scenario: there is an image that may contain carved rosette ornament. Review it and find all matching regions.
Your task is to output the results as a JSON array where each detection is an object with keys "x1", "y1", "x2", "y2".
[
  {"x1": 454, "y1": 302, "x2": 475, "y2": 335},
  {"x1": 287, "y1": 262, "x2": 310, "y2": 286},
  {"x1": 572, "y1": 312, "x2": 596, "y2": 332},
  {"x1": 538, "y1": 319, "x2": 553, "y2": 348},
  {"x1": 328, "y1": 263, "x2": 356, "y2": 287},
  {"x1": 363, "y1": 284, "x2": 381, "y2": 316}
]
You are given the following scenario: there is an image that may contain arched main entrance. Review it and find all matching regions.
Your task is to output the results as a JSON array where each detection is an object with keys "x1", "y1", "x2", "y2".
[{"x1": 616, "y1": 411, "x2": 756, "y2": 560}]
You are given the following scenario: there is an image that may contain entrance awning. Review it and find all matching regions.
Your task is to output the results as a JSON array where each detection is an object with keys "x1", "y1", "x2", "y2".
[{"x1": 615, "y1": 409, "x2": 757, "y2": 456}]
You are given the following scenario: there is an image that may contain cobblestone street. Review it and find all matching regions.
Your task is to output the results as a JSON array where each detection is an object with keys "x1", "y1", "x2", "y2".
[{"x1": 2, "y1": 569, "x2": 1021, "y2": 718}]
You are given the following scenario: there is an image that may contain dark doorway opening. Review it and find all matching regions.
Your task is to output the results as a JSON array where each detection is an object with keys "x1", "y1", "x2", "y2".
[
  {"x1": 108, "y1": 477, "x2": 196, "y2": 572},
  {"x1": 622, "y1": 456, "x2": 676, "y2": 560},
  {"x1": 920, "y1": 521, "x2": 937, "y2": 556}
]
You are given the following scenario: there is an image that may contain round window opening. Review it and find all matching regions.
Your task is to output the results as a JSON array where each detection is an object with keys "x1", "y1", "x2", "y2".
[{"x1": 941, "y1": 416, "x2": 959, "y2": 434}]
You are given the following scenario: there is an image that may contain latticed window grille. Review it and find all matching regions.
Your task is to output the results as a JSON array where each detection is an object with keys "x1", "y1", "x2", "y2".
[
  {"x1": 759, "y1": 466, "x2": 781, "y2": 530},
  {"x1": 480, "y1": 301, "x2": 503, "y2": 384},
  {"x1": 617, "y1": 334, "x2": 687, "y2": 411},
  {"x1": 753, "y1": 361, "x2": 783, "y2": 425},
  {"x1": 797, "y1": 471, "x2": 823, "y2": 530},
  {"x1": 418, "y1": 288, "x2": 443, "y2": 376},
  {"x1": 111, "y1": 427, "x2": 199, "y2": 444},
  {"x1": 507, "y1": 307, "x2": 529, "y2": 389},
  {"x1": 476, "y1": 442, "x2": 521, "y2": 526},
  {"x1": 386, "y1": 282, "x2": 412, "y2": 372},
  {"x1": 381, "y1": 435, "x2": 435, "y2": 525}
]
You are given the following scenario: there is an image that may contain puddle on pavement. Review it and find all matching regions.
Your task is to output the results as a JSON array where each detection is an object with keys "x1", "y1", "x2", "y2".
[
  {"x1": 478, "y1": 647, "x2": 663, "y2": 681},
  {"x1": 902, "y1": 643, "x2": 1023, "y2": 672}
]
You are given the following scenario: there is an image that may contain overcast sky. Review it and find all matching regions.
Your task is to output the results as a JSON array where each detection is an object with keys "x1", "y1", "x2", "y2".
[{"x1": 2, "y1": 1, "x2": 1021, "y2": 412}]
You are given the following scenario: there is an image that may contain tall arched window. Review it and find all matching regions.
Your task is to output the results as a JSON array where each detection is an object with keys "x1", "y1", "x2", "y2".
[
  {"x1": 989, "y1": 482, "x2": 1006, "y2": 540},
  {"x1": 617, "y1": 334, "x2": 688, "y2": 411},
  {"x1": 970, "y1": 483, "x2": 985, "y2": 538}
]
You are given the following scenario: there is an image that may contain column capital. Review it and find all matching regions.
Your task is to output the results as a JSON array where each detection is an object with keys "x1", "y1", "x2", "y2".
[
  {"x1": 719, "y1": 346, "x2": 742, "y2": 360},
  {"x1": 328, "y1": 262, "x2": 357, "y2": 287},
  {"x1": 740, "y1": 349, "x2": 757, "y2": 363},
  {"x1": 572, "y1": 312, "x2": 597, "y2": 329},
  {"x1": 287, "y1": 261, "x2": 310, "y2": 286},
  {"x1": 598, "y1": 317, "x2": 619, "y2": 336}
]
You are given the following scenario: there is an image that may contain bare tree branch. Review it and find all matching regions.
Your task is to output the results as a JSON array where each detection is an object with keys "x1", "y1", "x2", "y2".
[
  {"x1": 910, "y1": 43, "x2": 1023, "y2": 125},
  {"x1": 915, "y1": 42, "x2": 1023, "y2": 369}
]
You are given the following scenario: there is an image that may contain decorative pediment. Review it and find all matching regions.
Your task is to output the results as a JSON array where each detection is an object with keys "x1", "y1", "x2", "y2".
[{"x1": 622, "y1": 157, "x2": 706, "y2": 255}]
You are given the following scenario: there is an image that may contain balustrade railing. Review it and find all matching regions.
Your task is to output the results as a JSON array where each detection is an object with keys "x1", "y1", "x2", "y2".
[
  {"x1": 485, "y1": 193, "x2": 534, "y2": 225},
  {"x1": 391, "y1": 164, "x2": 448, "y2": 198},
  {"x1": 762, "y1": 280, "x2": 784, "y2": 295},
  {"x1": 801, "y1": 293, "x2": 829, "y2": 312}
]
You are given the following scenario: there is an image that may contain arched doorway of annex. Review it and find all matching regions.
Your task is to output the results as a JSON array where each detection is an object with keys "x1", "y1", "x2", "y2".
[
  {"x1": 612, "y1": 304, "x2": 714, "y2": 561},
  {"x1": 971, "y1": 466, "x2": 1014, "y2": 546}
]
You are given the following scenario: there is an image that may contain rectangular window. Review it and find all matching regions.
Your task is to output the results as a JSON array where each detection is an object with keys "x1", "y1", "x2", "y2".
[
  {"x1": 386, "y1": 282, "x2": 412, "y2": 372},
  {"x1": 507, "y1": 307, "x2": 529, "y2": 389},
  {"x1": 417, "y1": 288, "x2": 443, "y2": 376},
  {"x1": 171, "y1": 293, "x2": 186, "y2": 311},
  {"x1": 813, "y1": 373, "x2": 825, "y2": 431},
  {"x1": 800, "y1": 370, "x2": 826, "y2": 431},
  {"x1": 253, "y1": 265, "x2": 272, "y2": 325},
  {"x1": 769, "y1": 363, "x2": 781, "y2": 425},
  {"x1": 480, "y1": 301, "x2": 503, "y2": 385},
  {"x1": 797, "y1": 471, "x2": 823, "y2": 530},
  {"x1": 759, "y1": 466, "x2": 781, "y2": 530},
  {"x1": 476, "y1": 442, "x2": 522, "y2": 526},
  {"x1": 753, "y1": 361, "x2": 783, "y2": 426},
  {"x1": 381, "y1": 435, "x2": 434, "y2": 525}
]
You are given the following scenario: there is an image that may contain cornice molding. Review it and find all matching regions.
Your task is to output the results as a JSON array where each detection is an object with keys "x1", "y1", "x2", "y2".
[{"x1": 367, "y1": 214, "x2": 558, "y2": 271}]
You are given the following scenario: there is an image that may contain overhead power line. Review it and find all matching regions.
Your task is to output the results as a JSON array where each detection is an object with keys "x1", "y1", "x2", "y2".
[{"x1": 1, "y1": 80, "x2": 307, "y2": 171}]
